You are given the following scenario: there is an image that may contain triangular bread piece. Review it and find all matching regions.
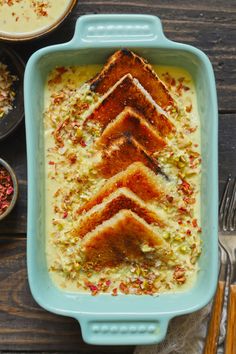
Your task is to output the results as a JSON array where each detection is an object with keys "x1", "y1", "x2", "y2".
[
  {"x1": 74, "y1": 187, "x2": 165, "y2": 238},
  {"x1": 96, "y1": 106, "x2": 166, "y2": 153},
  {"x1": 84, "y1": 74, "x2": 174, "y2": 136},
  {"x1": 81, "y1": 209, "x2": 171, "y2": 267},
  {"x1": 97, "y1": 135, "x2": 162, "y2": 178},
  {"x1": 77, "y1": 162, "x2": 168, "y2": 214},
  {"x1": 90, "y1": 49, "x2": 175, "y2": 110}
]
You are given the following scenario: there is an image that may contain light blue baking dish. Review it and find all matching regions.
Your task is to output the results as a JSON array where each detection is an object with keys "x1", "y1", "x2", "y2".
[{"x1": 24, "y1": 14, "x2": 218, "y2": 345}]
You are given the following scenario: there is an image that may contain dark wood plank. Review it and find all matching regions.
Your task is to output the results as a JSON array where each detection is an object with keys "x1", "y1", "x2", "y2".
[
  {"x1": 219, "y1": 113, "x2": 236, "y2": 196},
  {"x1": 5, "y1": 0, "x2": 236, "y2": 111},
  {"x1": 0, "y1": 238, "x2": 134, "y2": 353}
]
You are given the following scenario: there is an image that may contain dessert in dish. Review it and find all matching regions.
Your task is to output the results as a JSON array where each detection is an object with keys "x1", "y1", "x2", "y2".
[
  {"x1": 90, "y1": 49, "x2": 175, "y2": 110},
  {"x1": 81, "y1": 209, "x2": 172, "y2": 268},
  {"x1": 76, "y1": 162, "x2": 168, "y2": 214},
  {"x1": 44, "y1": 50, "x2": 202, "y2": 295},
  {"x1": 98, "y1": 135, "x2": 164, "y2": 178},
  {"x1": 85, "y1": 73, "x2": 174, "y2": 135},
  {"x1": 72, "y1": 187, "x2": 166, "y2": 239},
  {"x1": 96, "y1": 106, "x2": 166, "y2": 152}
]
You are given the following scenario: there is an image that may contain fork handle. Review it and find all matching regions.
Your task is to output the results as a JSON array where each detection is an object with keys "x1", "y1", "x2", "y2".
[
  {"x1": 225, "y1": 284, "x2": 236, "y2": 354},
  {"x1": 203, "y1": 280, "x2": 225, "y2": 354}
]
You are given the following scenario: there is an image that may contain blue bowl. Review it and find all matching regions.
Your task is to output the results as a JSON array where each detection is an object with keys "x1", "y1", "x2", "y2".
[{"x1": 24, "y1": 14, "x2": 218, "y2": 345}]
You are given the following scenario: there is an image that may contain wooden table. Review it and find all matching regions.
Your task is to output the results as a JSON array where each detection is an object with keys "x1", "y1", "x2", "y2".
[{"x1": 0, "y1": 0, "x2": 235, "y2": 352}]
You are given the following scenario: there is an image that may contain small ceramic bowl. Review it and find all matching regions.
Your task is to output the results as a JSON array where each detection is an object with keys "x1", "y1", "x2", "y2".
[
  {"x1": 0, "y1": 47, "x2": 25, "y2": 141},
  {"x1": 0, "y1": 0, "x2": 77, "y2": 42},
  {"x1": 0, "y1": 158, "x2": 18, "y2": 221}
]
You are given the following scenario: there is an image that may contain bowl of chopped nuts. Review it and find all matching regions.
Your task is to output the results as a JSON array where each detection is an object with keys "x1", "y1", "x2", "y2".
[
  {"x1": 0, "y1": 158, "x2": 18, "y2": 221},
  {"x1": 0, "y1": 47, "x2": 24, "y2": 141}
]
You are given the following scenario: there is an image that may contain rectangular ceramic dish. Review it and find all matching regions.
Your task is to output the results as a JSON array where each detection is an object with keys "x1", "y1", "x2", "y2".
[{"x1": 24, "y1": 14, "x2": 218, "y2": 345}]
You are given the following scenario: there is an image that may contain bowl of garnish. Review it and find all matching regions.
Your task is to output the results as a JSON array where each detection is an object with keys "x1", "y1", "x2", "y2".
[
  {"x1": 0, "y1": 47, "x2": 24, "y2": 141},
  {"x1": 0, "y1": 0, "x2": 77, "y2": 41},
  {"x1": 0, "y1": 158, "x2": 18, "y2": 221}
]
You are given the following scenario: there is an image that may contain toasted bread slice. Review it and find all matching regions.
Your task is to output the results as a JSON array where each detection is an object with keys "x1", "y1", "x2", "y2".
[
  {"x1": 96, "y1": 107, "x2": 166, "y2": 153},
  {"x1": 84, "y1": 74, "x2": 174, "y2": 136},
  {"x1": 97, "y1": 135, "x2": 162, "y2": 178},
  {"x1": 81, "y1": 209, "x2": 171, "y2": 267},
  {"x1": 90, "y1": 49, "x2": 175, "y2": 110},
  {"x1": 74, "y1": 187, "x2": 165, "y2": 238},
  {"x1": 77, "y1": 162, "x2": 167, "y2": 214}
]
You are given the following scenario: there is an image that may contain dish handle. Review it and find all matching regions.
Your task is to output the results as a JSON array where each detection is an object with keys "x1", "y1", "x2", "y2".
[
  {"x1": 77, "y1": 313, "x2": 170, "y2": 345},
  {"x1": 71, "y1": 14, "x2": 171, "y2": 46}
]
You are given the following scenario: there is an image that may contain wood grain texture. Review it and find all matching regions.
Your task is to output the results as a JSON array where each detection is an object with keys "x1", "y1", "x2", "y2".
[
  {"x1": 219, "y1": 113, "x2": 236, "y2": 197},
  {"x1": 0, "y1": 238, "x2": 134, "y2": 352},
  {"x1": 203, "y1": 281, "x2": 225, "y2": 354},
  {"x1": 225, "y1": 284, "x2": 236, "y2": 354}
]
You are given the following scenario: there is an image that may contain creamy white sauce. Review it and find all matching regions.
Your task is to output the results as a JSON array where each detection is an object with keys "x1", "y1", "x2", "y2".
[
  {"x1": 44, "y1": 64, "x2": 202, "y2": 295},
  {"x1": 0, "y1": 0, "x2": 73, "y2": 36}
]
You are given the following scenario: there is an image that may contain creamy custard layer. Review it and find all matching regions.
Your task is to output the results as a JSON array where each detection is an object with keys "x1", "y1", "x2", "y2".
[
  {"x1": 44, "y1": 64, "x2": 202, "y2": 295},
  {"x1": 0, "y1": 0, "x2": 72, "y2": 35}
]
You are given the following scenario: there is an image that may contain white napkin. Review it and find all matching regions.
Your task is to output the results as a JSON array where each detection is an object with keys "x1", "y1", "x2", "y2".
[{"x1": 135, "y1": 290, "x2": 228, "y2": 354}]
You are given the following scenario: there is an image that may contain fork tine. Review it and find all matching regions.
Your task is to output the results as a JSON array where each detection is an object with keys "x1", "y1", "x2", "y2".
[
  {"x1": 219, "y1": 175, "x2": 232, "y2": 230},
  {"x1": 227, "y1": 177, "x2": 236, "y2": 231}
]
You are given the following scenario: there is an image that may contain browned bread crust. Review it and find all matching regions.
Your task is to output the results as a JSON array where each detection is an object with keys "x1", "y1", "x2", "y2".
[
  {"x1": 90, "y1": 49, "x2": 175, "y2": 110},
  {"x1": 96, "y1": 106, "x2": 166, "y2": 153},
  {"x1": 81, "y1": 209, "x2": 170, "y2": 267},
  {"x1": 74, "y1": 187, "x2": 165, "y2": 239},
  {"x1": 84, "y1": 74, "x2": 174, "y2": 136},
  {"x1": 97, "y1": 135, "x2": 161, "y2": 178},
  {"x1": 77, "y1": 162, "x2": 166, "y2": 214}
]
